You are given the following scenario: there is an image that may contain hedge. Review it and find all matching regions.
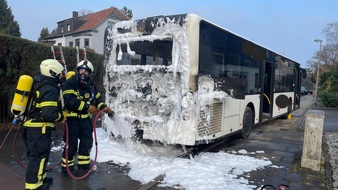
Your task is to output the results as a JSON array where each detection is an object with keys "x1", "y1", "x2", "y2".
[{"x1": 0, "y1": 34, "x2": 105, "y2": 122}]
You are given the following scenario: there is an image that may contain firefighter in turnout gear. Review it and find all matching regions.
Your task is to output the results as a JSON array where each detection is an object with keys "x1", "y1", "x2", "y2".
[
  {"x1": 61, "y1": 60, "x2": 113, "y2": 175},
  {"x1": 23, "y1": 59, "x2": 65, "y2": 190}
]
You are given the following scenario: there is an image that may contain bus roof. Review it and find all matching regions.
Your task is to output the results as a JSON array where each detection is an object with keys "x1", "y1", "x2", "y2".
[{"x1": 115, "y1": 13, "x2": 301, "y2": 67}]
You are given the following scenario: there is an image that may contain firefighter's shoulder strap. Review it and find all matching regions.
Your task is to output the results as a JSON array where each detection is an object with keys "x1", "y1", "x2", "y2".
[{"x1": 26, "y1": 81, "x2": 59, "y2": 116}]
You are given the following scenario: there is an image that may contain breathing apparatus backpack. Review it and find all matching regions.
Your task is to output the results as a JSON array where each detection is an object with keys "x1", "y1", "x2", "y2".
[
  {"x1": 11, "y1": 75, "x2": 56, "y2": 124},
  {"x1": 11, "y1": 75, "x2": 34, "y2": 124}
]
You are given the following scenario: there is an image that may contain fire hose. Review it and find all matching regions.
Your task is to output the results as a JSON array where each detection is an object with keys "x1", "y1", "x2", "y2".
[
  {"x1": 0, "y1": 124, "x2": 16, "y2": 150},
  {"x1": 64, "y1": 109, "x2": 102, "y2": 180},
  {"x1": 6, "y1": 109, "x2": 105, "y2": 179}
]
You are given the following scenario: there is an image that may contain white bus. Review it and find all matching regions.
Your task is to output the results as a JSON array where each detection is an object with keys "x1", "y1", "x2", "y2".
[{"x1": 104, "y1": 14, "x2": 304, "y2": 146}]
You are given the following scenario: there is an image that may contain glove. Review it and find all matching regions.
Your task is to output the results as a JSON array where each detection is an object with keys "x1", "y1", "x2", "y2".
[
  {"x1": 88, "y1": 105, "x2": 98, "y2": 115},
  {"x1": 102, "y1": 107, "x2": 115, "y2": 118},
  {"x1": 102, "y1": 107, "x2": 113, "y2": 114}
]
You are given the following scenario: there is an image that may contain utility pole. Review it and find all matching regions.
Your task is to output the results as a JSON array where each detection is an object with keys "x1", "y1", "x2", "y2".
[{"x1": 313, "y1": 39, "x2": 322, "y2": 107}]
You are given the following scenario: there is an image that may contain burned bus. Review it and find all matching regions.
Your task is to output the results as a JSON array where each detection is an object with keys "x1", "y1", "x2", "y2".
[{"x1": 103, "y1": 14, "x2": 303, "y2": 146}]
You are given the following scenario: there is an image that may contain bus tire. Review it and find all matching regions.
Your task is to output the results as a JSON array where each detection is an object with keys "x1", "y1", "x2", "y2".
[{"x1": 241, "y1": 107, "x2": 253, "y2": 139}]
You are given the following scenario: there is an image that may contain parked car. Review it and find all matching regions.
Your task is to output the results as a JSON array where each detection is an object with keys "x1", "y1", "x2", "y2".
[{"x1": 301, "y1": 86, "x2": 313, "y2": 95}]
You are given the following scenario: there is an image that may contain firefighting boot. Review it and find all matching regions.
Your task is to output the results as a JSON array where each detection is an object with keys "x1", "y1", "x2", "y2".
[
  {"x1": 43, "y1": 177, "x2": 53, "y2": 185},
  {"x1": 62, "y1": 166, "x2": 78, "y2": 176}
]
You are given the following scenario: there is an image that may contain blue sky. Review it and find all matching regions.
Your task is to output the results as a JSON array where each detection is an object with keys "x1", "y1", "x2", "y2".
[{"x1": 7, "y1": 0, "x2": 338, "y2": 68}]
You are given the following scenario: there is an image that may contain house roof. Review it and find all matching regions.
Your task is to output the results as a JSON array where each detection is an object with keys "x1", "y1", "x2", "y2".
[
  {"x1": 75, "y1": 7, "x2": 130, "y2": 32},
  {"x1": 46, "y1": 6, "x2": 129, "y2": 39}
]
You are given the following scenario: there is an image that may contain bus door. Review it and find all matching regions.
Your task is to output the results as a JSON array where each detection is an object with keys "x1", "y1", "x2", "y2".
[
  {"x1": 261, "y1": 62, "x2": 273, "y2": 122},
  {"x1": 294, "y1": 69, "x2": 301, "y2": 109}
]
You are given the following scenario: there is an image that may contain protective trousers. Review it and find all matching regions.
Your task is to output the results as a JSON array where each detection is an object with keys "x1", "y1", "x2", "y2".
[
  {"x1": 62, "y1": 117, "x2": 93, "y2": 168},
  {"x1": 24, "y1": 128, "x2": 51, "y2": 189}
]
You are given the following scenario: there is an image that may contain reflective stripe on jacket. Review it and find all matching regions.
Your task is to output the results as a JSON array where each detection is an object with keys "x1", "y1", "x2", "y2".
[
  {"x1": 62, "y1": 74, "x2": 106, "y2": 118},
  {"x1": 23, "y1": 74, "x2": 63, "y2": 129}
]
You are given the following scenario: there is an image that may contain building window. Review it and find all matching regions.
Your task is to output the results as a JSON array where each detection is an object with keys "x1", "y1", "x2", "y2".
[
  {"x1": 69, "y1": 41, "x2": 73, "y2": 47},
  {"x1": 60, "y1": 26, "x2": 64, "y2": 33},
  {"x1": 84, "y1": 38, "x2": 89, "y2": 48},
  {"x1": 58, "y1": 43, "x2": 62, "y2": 46},
  {"x1": 75, "y1": 39, "x2": 80, "y2": 47},
  {"x1": 67, "y1": 24, "x2": 70, "y2": 31}
]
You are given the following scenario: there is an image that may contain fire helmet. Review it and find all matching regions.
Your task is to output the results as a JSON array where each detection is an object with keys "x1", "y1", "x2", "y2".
[
  {"x1": 77, "y1": 60, "x2": 94, "y2": 81},
  {"x1": 77, "y1": 60, "x2": 94, "y2": 73},
  {"x1": 40, "y1": 59, "x2": 65, "y2": 79}
]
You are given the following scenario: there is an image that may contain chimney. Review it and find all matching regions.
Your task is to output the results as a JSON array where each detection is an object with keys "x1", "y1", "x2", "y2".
[{"x1": 73, "y1": 11, "x2": 78, "y2": 18}]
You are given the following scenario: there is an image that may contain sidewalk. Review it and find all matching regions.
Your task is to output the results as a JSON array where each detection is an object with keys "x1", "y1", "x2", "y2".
[{"x1": 220, "y1": 95, "x2": 338, "y2": 189}]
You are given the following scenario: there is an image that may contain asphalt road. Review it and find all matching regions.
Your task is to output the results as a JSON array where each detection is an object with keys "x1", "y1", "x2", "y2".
[{"x1": 0, "y1": 95, "x2": 337, "y2": 190}]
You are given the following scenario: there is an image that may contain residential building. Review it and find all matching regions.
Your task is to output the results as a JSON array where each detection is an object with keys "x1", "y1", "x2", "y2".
[{"x1": 45, "y1": 7, "x2": 129, "y2": 54}]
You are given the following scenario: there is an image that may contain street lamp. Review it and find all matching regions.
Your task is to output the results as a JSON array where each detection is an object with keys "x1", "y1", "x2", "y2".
[{"x1": 314, "y1": 39, "x2": 322, "y2": 107}]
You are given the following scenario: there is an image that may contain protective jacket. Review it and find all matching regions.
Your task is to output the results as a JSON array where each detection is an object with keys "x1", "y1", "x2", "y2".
[
  {"x1": 23, "y1": 74, "x2": 64, "y2": 128},
  {"x1": 62, "y1": 74, "x2": 107, "y2": 118}
]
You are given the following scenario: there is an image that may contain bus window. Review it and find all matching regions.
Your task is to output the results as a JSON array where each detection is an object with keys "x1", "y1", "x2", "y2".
[
  {"x1": 274, "y1": 56, "x2": 294, "y2": 92},
  {"x1": 116, "y1": 40, "x2": 173, "y2": 66}
]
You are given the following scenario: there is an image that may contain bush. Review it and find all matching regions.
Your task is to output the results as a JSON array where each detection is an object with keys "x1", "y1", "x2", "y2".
[
  {"x1": 319, "y1": 91, "x2": 338, "y2": 108},
  {"x1": 0, "y1": 34, "x2": 104, "y2": 122}
]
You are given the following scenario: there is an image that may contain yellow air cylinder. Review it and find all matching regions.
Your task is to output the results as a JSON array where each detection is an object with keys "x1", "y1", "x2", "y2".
[
  {"x1": 66, "y1": 71, "x2": 76, "y2": 80},
  {"x1": 11, "y1": 75, "x2": 33, "y2": 117}
]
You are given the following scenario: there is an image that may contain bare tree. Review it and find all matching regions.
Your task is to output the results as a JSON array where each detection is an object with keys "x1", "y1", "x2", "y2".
[
  {"x1": 308, "y1": 22, "x2": 338, "y2": 75},
  {"x1": 321, "y1": 22, "x2": 338, "y2": 71},
  {"x1": 323, "y1": 22, "x2": 338, "y2": 45},
  {"x1": 78, "y1": 9, "x2": 93, "y2": 16}
]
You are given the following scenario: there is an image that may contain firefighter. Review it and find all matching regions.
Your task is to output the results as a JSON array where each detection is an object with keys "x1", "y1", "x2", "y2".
[
  {"x1": 23, "y1": 59, "x2": 65, "y2": 190},
  {"x1": 61, "y1": 60, "x2": 113, "y2": 175}
]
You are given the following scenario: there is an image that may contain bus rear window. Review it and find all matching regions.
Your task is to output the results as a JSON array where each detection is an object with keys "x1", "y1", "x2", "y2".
[{"x1": 116, "y1": 40, "x2": 173, "y2": 66}]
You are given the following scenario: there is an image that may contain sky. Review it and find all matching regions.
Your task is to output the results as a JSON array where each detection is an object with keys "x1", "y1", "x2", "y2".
[{"x1": 7, "y1": 0, "x2": 338, "y2": 69}]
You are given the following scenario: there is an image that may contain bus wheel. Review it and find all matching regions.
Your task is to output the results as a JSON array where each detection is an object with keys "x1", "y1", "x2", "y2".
[{"x1": 241, "y1": 107, "x2": 253, "y2": 139}]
